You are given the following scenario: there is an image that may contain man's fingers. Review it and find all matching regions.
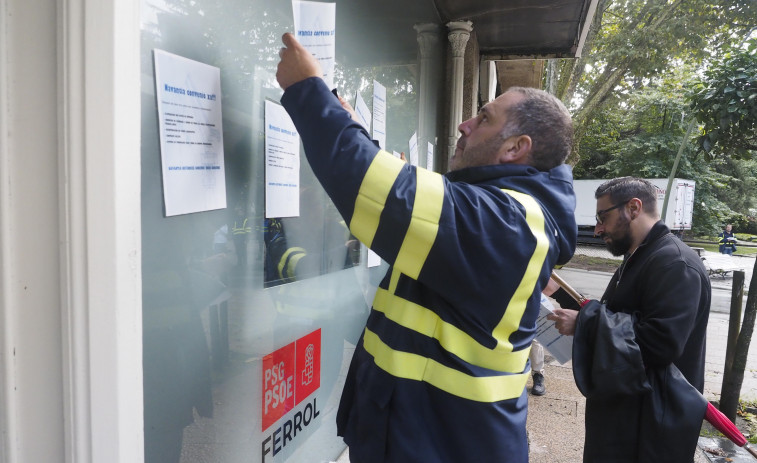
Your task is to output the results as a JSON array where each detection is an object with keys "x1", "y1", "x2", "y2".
[
  {"x1": 279, "y1": 33, "x2": 297, "y2": 59},
  {"x1": 276, "y1": 31, "x2": 323, "y2": 90},
  {"x1": 282, "y1": 32, "x2": 305, "y2": 53}
]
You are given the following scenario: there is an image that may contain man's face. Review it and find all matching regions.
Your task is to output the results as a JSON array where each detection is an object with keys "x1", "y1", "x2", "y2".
[
  {"x1": 594, "y1": 195, "x2": 633, "y2": 256},
  {"x1": 449, "y1": 91, "x2": 523, "y2": 172},
  {"x1": 726, "y1": 225, "x2": 733, "y2": 233}
]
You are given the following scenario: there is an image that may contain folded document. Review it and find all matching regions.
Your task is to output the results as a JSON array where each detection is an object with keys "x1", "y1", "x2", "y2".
[{"x1": 535, "y1": 293, "x2": 573, "y2": 364}]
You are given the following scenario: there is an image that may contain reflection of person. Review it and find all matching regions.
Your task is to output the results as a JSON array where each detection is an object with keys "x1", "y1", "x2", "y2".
[
  {"x1": 718, "y1": 223, "x2": 737, "y2": 255},
  {"x1": 231, "y1": 201, "x2": 252, "y2": 269},
  {"x1": 263, "y1": 184, "x2": 359, "y2": 287},
  {"x1": 548, "y1": 177, "x2": 711, "y2": 462},
  {"x1": 276, "y1": 33, "x2": 577, "y2": 462}
]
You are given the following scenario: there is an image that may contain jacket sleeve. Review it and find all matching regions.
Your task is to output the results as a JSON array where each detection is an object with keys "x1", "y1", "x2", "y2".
[
  {"x1": 575, "y1": 301, "x2": 706, "y2": 460},
  {"x1": 633, "y1": 259, "x2": 704, "y2": 368},
  {"x1": 281, "y1": 78, "x2": 555, "y2": 309},
  {"x1": 572, "y1": 300, "x2": 651, "y2": 398}
]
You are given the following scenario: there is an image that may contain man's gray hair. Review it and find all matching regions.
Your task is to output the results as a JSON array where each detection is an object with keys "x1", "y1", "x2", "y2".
[
  {"x1": 595, "y1": 177, "x2": 658, "y2": 214},
  {"x1": 500, "y1": 87, "x2": 573, "y2": 171}
]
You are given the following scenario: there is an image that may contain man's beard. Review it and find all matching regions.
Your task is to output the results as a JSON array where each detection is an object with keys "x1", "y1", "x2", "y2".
[
  {"x1": 603, "y1": 215, "x2": 633, "y2": 256},
  {"x1": 452, "y1": 133, "x2": 504, "y2": 171}
]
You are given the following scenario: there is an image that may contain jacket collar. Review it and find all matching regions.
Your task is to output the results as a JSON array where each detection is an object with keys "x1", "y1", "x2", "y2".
[
  {"x1": 642, "y1": 220, "x2": 671, "y2": 247},
  {"x1": 627, "y1": 220, "x2": 670, "y2": 260},
  {"x1": 444, "y1": 163, "x2": 539, "y2": 183}
]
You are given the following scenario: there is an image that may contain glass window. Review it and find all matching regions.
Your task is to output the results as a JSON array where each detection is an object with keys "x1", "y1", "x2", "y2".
[{"x1": 140, "y1": 1, "x2": 432, "y2": 461}]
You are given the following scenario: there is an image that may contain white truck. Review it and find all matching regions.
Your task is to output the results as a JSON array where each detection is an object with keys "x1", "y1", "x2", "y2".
[{"x1": 574, "y1": 178, "x2": 696, "y2": 243}]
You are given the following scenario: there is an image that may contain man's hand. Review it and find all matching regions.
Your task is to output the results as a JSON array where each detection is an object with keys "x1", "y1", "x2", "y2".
[
  {"x1": 546, "y1": 308, "x2": 578, "y2": 336},
  {"x1": 276, "y1": 33, "x2": 323, "y2": 90}
]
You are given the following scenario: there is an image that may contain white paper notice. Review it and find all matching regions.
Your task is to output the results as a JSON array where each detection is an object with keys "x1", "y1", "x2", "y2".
[
  {"x1": 372, "y1": 81, "x2": 386, "y2": 149},
  {"x1": 354, "y1": 92, "x2": 372, "y2": 132},
  {"x1": 292, "y1": 1, "x2": 336, "y2": 89},
  {"x1": 265, "y1": 100, "x2": 300, "y2": 218},
  {"x1": 408, "y1": 132, "x2": 419, "y2": 166},
  {"x1": 367, "y1": 249, "x2": 381, "y2": 268},
  {"x1": 393, "y1": 151, "x2": 402, "y2": 159},
  {"x1": 426, "y1": 142, "x2": 434, "y2": 171},
  {"x1": 154, "y1": 49, "x2": 226, "y2": 217},
  {"x1": 534, "y1": 294, "x2": 573, "y2": 364}
]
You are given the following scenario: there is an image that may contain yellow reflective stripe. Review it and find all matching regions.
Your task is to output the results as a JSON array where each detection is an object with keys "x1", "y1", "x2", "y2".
[
  {"x1": 493, "y1": 189, "x2": 549, "y2": 347},
  {"x1": 350, "y1": 151, "x2": 405, "y2": 247},
  {"x1": 285, "y1": 252, "x2": 307, "y2": 278},
  {"x1": 233, "y1": 218, "x2": 251, "y2": 234},
  {"x1": 363, "y1": 329, "x2": 529, "y2": 402},
  {"x1": 388, "y1": 267, "x2": 402, "y2": 293},
  {"x1": 372, "y1": 287, "x2": 530, "y2": 373},
  {"x1": 394, "y1": 168, "x2": 444, "y2": 279},
  {"x1": 279, "y1": 247, "x2": 306, "y2": 279}
]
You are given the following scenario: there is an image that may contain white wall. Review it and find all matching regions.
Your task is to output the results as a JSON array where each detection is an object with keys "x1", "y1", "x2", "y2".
[
  {"x1": 1, "y1": 1, "x2": 65, "y2": 460},
  {"x1": 0, "y1": 1, "x2": 143, "y2": 462}
]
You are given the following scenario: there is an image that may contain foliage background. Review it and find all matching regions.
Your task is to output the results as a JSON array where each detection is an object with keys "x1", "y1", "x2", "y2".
[{"x1": 556, "y1": 0, "x2": 757, "y2": 236}]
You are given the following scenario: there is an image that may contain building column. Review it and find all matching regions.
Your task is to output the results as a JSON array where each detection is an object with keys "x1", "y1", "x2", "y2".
[
  {"x1": 414, "y1": 23, "x2": 441, "y2": 170},
  {"x1": 479, "y1": 59, "x2": 497, "y2": 104},
  {"x1": 446, "y1": 21, "x2": 472, "y2": 163}
]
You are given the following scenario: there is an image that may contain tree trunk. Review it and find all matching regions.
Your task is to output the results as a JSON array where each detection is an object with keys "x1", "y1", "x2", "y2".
[
  {"x1": 719, "y1": 259, "x2": 757, "y2": 422},
  {"x1": 568, "y1": 0, "x2": 685, "y2": 160},
  {"x1": 720, "y1": 270, "x2": 744, "y2": 417},
  {"x1": 557, "y1": 0, "x2": 610, "y2": 104}
]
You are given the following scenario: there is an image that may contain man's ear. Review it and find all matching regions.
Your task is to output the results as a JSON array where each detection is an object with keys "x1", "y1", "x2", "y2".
[
  {"x1": 628, "y1": 198, "x2": 643, "y2": 219},
  {"x1": 497, "y1": 135, "x2": 532, "y2": 165}
]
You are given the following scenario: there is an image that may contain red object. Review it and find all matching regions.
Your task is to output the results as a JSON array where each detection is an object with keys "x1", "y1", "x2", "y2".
[
  {"x1": 704, "y1": 403, "x2": 757, "y2": 458},
  {"x1": 705, "y1": 402, "x2": 747, "y2": 446},
  {"x1": 261, "y1": 329, "x2": 323, "y2": 431},
  {"x1": 295, "y1": 328, "x2": 321, "y2": 404},
  {"x1": 262, "y1": 342, "x2": 296, "y2": 431}
]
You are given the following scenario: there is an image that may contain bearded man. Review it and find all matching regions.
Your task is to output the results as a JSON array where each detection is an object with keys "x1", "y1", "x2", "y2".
[{"x1": 549, "y1": 176, "x2": 711, "y2": 462}]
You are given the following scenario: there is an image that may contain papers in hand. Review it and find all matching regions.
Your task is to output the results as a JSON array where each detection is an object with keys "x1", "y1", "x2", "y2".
[{"x1": 535, "y1": 293, "x2": 573, "y2": 364}]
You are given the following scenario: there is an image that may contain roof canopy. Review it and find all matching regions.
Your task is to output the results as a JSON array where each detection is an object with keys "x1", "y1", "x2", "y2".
[{"x1": 337, "y1": 0, "x2": 597, "y2": 65}]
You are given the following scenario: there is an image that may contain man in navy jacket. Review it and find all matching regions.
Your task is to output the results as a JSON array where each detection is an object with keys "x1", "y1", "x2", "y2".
[{"x1": 276, "y1": 33, "x2": 577, "y2": 462}]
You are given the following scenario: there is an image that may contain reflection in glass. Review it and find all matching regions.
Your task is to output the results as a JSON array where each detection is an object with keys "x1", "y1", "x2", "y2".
[
  {"x1": 264, "y1": 182, "x2": 360, "y2": 288},
  {"x1": 140, "y1": 0, "x2": 420, "y2": 461}
]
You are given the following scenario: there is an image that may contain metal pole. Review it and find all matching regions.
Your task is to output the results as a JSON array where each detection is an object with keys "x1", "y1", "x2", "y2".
[{"x1": 661, "y1": 118, "x2": 697, "y2": 223}]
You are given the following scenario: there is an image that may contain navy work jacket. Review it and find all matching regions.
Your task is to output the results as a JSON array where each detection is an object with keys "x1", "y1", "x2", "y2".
[{"x1": 282, "y1": 77, "x2": 577, "y2": 463}]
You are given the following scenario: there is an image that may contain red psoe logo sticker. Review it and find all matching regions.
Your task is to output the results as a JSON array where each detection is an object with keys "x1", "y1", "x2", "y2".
[
  {"x1": 262, "y1": 342, "x2": 296, "y2": 431},
  {"x1": 261, "y1": 329, "x2": 321, "y2": 431},
  {"x1": 295, "y1": 329, "x2": 321, "y2": 404}
]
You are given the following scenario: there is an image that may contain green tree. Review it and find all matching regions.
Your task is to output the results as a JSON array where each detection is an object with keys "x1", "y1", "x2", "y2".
[
  {"x1": 558, "y1": 0, "x2": 757, "y2": 162},
  {"x1": 686, "y1": 37, "x2": 757, "y2": 423},
  {"x1": 578, "y1": 74, "x2": 733, "y2": 234},
  {"x1": 688, "y1": 38, "x2": 757, "y2": 159}
]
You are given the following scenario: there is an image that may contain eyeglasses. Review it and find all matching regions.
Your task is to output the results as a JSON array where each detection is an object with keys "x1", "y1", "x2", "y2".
[{"x1": 595, "y1": 200, "x2": 629, "y2": 224}]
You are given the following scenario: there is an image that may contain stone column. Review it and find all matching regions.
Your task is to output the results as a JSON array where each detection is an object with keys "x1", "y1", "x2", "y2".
[
  {"x1": 446, "y1": 21, "x2": 473, "y2": 162},
  {"x1": 414, "y1": 23, "x2": 441, "y2": 170},
  {"x1": 479, "y1": 59, "x2": 497, "y2": 104}
]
